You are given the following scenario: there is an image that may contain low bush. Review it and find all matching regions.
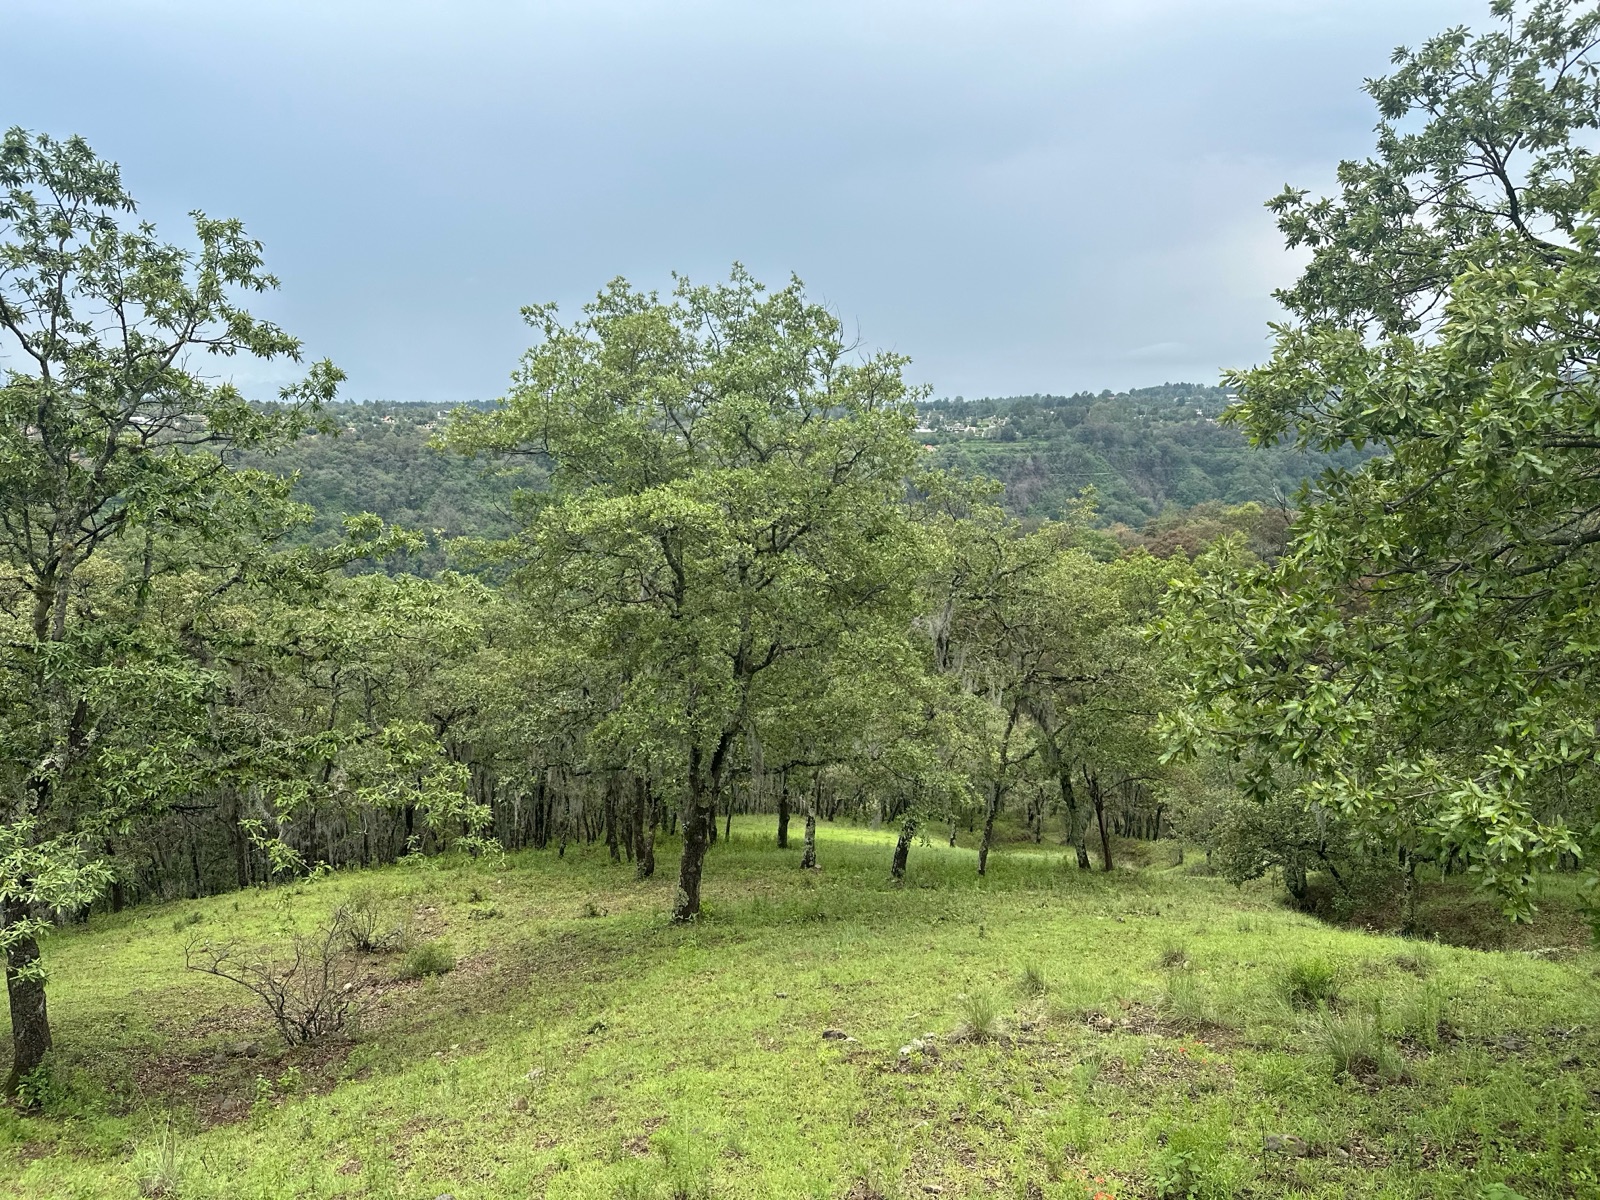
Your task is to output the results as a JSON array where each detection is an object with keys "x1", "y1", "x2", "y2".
[
  {"x1": 333, "y1": 887, "x2": 405, "y2": 953},
  {"x1": 185, "y1": 918, "x2": 365, "y2": 1045},
  {"x1": 398, "y1": 939, "x2": 455, "y2": 980}
]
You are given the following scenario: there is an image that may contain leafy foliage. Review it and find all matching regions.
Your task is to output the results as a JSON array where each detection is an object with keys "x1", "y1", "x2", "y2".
[{"x1": 1162, "y1": 0, "x2": 1600, "y2": 917}]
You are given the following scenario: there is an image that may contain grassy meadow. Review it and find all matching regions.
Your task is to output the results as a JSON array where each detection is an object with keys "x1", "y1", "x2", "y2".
[{"x1": 2, "y1": 821, "x2": 1597, "y2": 1200}]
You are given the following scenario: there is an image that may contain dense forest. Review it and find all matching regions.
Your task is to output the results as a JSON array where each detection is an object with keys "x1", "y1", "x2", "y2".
[
  {"x1": 917, "y1": 385, "x2": 1373, "y2": 528},
  {"x1": 3, "y1": 4, "x2": 1600, "y2": 1197},
  {"x1": 240, "y1": 402, "x2": 536, "y2": 575},
  {"x1": 254, "y1": 386, "x2": 1347, "y2": 566}
]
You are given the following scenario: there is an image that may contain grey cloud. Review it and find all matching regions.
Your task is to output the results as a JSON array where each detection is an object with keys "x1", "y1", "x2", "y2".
[{"x1": 3, "y1": 0, "x2": 1485, "y2": 402}]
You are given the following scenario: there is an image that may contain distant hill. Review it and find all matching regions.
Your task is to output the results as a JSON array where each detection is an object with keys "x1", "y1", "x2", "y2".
[
  {"x1": 244, "y1": 401, "x2": 539, "y2": 573},
  {"x1": 251, "y1": 387, "x2": 1367, "y2": 566},
  {"x1": 916, "y1": 384, "x2": 1373, "y2": 528}
]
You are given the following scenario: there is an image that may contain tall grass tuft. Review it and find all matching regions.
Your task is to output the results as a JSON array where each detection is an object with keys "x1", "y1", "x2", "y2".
[
  {"x1": 1283, "y1": 956, "x2": 1342, "y2": 1009},
  {"x1": 1017, "y1": 963, "x2": 1048, "y2": 997},
  {"x1": 1308, "y1": 1004, "x2": 1405, "y2": 1081},
  {"x1": 1161, "y1": 969, "x2": 1221, "y2": 1029},
  {"x1": 958, "y1": 992, "x2": 999, "y2": 1041}
]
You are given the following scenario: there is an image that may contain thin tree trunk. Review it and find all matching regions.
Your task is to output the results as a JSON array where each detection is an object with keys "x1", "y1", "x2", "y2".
[
  {"x1": 604, "y1": 777, "x2": 620, "y2": 863},
  {"x1": 630, "y1": 775, "x2": 647, "y2": 864},
  {"x1": 1089, "y1": 770, "x2": 1113, "y2": 872},
  {"x1": 1061, "y1": 769, "x2": 1090, "y2": 869},
  {"x1": 776, "y1": 772, "x2": 790, "y2": 849},
  {"x1": 1400, "y1": 848, "x2": 1418, "y2": 933},
  {"x1": 890, "y1": 816, "x2": 916, "y2": 882},
  {"x1": 636, "y1": 783, "x2": 658, "y2": 881},
  {"x1": 800, "y1": 771, "x2": 819, "y2": 869},
  {"x1": 977, "y1": 785, "x2": 1001, "y2": 876}
]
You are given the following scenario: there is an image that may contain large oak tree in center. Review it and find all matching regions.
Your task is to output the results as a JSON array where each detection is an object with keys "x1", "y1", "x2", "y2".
[{"x1": 445, "y1": 269, "x2": 926, "y2": 920}]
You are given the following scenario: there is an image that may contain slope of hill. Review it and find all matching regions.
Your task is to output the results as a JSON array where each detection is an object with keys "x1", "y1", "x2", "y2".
[
  {"x1": 916, "y1": 385, "x2": 1374, "y2": 528},
  {"x1": 244, "y1": 401, "x2": 540, "y2": 572},
  {"x1": 5, "y1": 820, "x2": 1596, "y2": 1198},
  {"x1": 252, "y1": 388, "x2": 1369, "y2": 560}
]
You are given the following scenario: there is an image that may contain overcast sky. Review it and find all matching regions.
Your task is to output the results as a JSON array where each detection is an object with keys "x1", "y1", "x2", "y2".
[{"x1": 5, "y1": 0, "x2": 1486, "y2": 402}]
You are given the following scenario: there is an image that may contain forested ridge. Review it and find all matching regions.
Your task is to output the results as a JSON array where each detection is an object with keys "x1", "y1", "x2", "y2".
[
  {"x1": 3, "y1": 3, "x2": 1600, "y2": 1198},
  {"x1": 915, "y1": 385, "x2": 1373, "y2": 528},
  {"x1": 254, "y1": 387, "x2": 1362, "y2": 560}
]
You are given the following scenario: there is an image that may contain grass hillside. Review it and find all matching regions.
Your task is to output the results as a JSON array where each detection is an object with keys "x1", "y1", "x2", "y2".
[{"x1": 5, "y1": 823, "x2": 1597, "y2": 1200}]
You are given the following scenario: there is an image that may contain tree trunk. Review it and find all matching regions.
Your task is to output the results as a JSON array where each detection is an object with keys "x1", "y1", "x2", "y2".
[
  {"x1": 604, "y1": 777, "x2": 620, "y2": 863},
  {"x1": 630, "y1": 776, "x2": 648, "y2": 865},
  {"x1": 1059, "y1": 769, "x2": 1091, "y2": 869},
  {"x1": 977, "y1": 785, "x2": 1001, "y2": 876},
  {"x1": 673, "y1": 794, "x2": 711, "y2": 921},
  {"x1": 890, "y1": 816, "x2": 916, "y2": 882},
  {"x1": 636, "y1": 783, "x2": 658, "y2": 881},
  {"x1": 1400, "y1": 848, "x2": 1418, "y2": 934},
  {"x1": 1089, "y1": 771, "x2": 1113, "y2": 872},
  {"x1": 2, "y1": 900, "x2": 51, "y2": 1097},
  {"x1": 800, "y1": 774, "x2": 825, "y2": 870},
  {"x1": 1284, "y1": 861, "x2": 1309, "y2": 903},
  {"x1": 776, "y1": 773, "x2": 790, "y2": 849}
]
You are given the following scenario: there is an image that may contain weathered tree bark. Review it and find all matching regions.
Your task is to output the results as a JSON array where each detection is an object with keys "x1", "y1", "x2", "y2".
[
  {"x1": 1059, "y1": 770, "x2": 1091, "y2": 869},
  {"x1": 1088, "y1": 770, "x2": 1113, "y2": 872},
  {"x1": 630, "y1": 776, "x2": 647, "y2": 864},
  {"x1": 673, "y1": 796, "x2": 711, "y2": 920},
  {"x1": 673, "y1": 737, "x2": 733, "y2": 921},
  {"x1": 604, "y1": 777, "x2": 620, "y2": 863},
  {"x1": 890, "y1": 815, "x2": 916, "y2": 882},
  {"x1": 776, "y1": 772, "x2": 790, "y2": 849},
  {"x1": 636, "y1": 783, "x2": 658, "y2": 881},
  {"x1": 800, "y1": 771, "x2": 820, "y2": 869},
  {"x1": 1400, "y1": 849, "x2": 1418, "y2": 933},
  {"x1": 977, "y1": 784, "x2": 1001, "y2": 876},
  {"x1": 3, "y1": 899, "x2": 51, "y2": 1097}
]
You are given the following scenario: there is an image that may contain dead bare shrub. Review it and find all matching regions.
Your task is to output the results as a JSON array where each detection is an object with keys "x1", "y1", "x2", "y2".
[{"x1": 185, "y1": 918, "x2": 367, "y2": 1045}]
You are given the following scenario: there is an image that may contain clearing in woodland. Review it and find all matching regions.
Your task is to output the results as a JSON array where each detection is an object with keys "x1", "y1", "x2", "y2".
[{"x1": 3, "y1": 822, "x2": 1597, "y2": 1200}]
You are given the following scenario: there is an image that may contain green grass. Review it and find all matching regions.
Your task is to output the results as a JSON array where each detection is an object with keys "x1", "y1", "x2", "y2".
[{"x1": 3, "y1": 818, "x2": 1598, "y2": 1199}]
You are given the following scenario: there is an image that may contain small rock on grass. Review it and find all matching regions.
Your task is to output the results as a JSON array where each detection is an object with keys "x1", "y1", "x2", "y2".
[
  {"x1": 1263, "y1": 1133, "x2": 1309, "y2": 1157},
  {"x1": 821, "y1": 1028, "x2": 855, "y2": 1041}
]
